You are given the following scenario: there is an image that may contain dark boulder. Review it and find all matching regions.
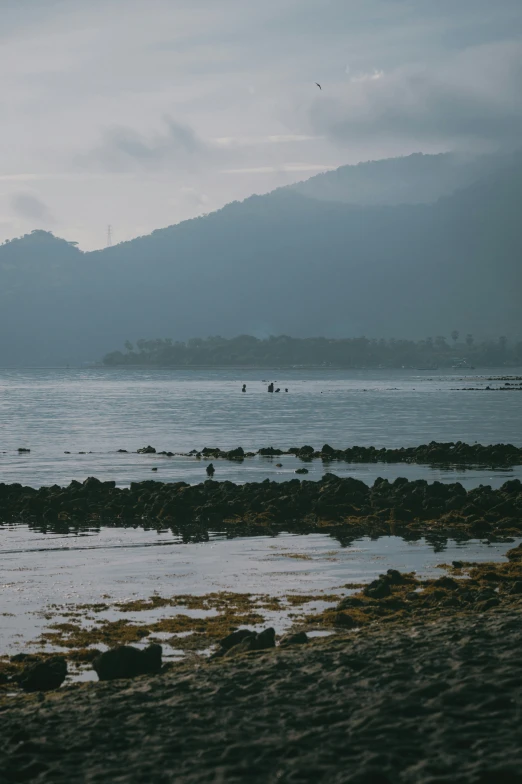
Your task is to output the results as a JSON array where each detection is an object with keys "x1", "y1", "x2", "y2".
[
  {"x1": 321, "y1": 444, "x2": 336, "y2": 455},
  {"x1": 19, "y1": 656, "x2": 67, "y2": 692},
  {"x1": 225, "y1": 628, "x2": 276, "y2": 657},
  {"x1": 384, "y1": 569, "x2": 412, "y2": 585},
  {"x1": 137, "y1": 446, "x2": 156, "y2": 454},
  {"x1": 254, "y1": 628, "x2": 276, "y2": 649},
  {"x1": 226, "y1": 447, "x2": 245, "y2": 459},
  {"x1": 258, "y1": 447, "x2": 284, "y2": 456},
  {"x1": 217, "y1": 629, "x2": 256, "y2": 652},
  {"x1": 364, "y1": 578, "x2": 391, "y2": 599},
  {"x1": 93, "y1": 644, "x2": 162, "y2": 681}
]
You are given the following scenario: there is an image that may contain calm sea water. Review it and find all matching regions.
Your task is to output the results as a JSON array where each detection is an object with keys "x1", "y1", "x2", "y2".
[
  {"x1": 2, "y1": 367, "x2": 521, "y2": 668},
  {"x1": 0, "y1": 367, "x2": 521, "y2": 488}
]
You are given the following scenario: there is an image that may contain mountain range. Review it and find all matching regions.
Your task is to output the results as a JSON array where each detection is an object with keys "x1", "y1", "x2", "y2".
[{"x1": 1, "y1": 150, "x2": 520, "y2": 365}]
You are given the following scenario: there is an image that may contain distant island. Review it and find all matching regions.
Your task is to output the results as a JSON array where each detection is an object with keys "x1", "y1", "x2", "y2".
[{"x1": 102, "y1": 334, "x2": 522, "y2": 369}]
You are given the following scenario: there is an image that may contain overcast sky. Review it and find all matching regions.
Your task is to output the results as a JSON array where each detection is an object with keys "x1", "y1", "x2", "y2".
[{"x1": 1, "y1": 0, "x2": 521, "y2": 249}]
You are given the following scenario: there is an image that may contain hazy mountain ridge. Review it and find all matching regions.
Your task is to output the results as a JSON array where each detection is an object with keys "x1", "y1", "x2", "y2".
[
  {"x1": 289, "y1": 151, "x2": 511, "y2": 205},
  {"x1": 1, "y1": 151, "x2": 521, "y2": 365}
]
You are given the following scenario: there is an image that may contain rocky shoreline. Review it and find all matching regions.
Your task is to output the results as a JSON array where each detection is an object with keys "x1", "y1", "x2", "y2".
[
  {"x1": 140, "y1": 440, "x2": 522, "y2": 466},
  {"x1": 3, "y1": 470, "x2": 522, "y2": 540},
  {"x1": 3, "y1": 542, "x2": 522, "y2": 687},
  {"x1": 3, "y1": 481, "x2": 522, "y2": 781}
]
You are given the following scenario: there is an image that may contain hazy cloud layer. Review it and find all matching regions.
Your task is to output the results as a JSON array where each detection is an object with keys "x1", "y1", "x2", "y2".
[
  {"x1": 310, "y1": 40, "x2": 522, "y2": 148},
  {"x1": 81, "y1": 118, "x2": 207, "y2": 172},
  {"x1": 0, "y1": 0, "x2": 520, "y2": 248},
  {"x1": 11, "y1": 192, "x2": 54, "y2": 223}
]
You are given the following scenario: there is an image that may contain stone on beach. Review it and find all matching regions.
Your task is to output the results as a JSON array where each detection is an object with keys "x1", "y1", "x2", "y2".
[
  {"x1": 93, "y1": 644, "x2": 162, "y2": 681},
  {"x1": 19, "y1": 656, "x2": 67, "y2": 692},
  {"x1": 220, "y1": 628, "x2": 276, "y2": 657}
]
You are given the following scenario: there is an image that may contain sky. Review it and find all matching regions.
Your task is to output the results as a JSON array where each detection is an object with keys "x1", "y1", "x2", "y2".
[{"x1": 1, "y1": 0, "x2": 521, "y2": 249}]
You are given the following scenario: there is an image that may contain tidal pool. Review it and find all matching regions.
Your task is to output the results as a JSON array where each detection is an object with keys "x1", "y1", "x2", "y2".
[{"x1": 1, "y1": 524, "x2": 519, "y2": 677}]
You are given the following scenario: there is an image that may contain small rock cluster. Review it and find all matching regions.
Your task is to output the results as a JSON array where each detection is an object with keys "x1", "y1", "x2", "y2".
[{"x1": 211, "y1": 628, "x2": 308, "y2": 658}]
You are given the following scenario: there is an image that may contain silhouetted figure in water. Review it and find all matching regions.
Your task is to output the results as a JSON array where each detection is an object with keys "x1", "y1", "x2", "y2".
[
  {"x1": 206, "y1": 463, "x2": 215, "y2": 477},
  {"x1": 285, "y1": 388, "x2": 288, "y2": 392},
  {"x1": 275, "y1": 388, "x2": 280, "y2": 393},
  {"x1": 242, "y1": 384, "x2": 246, "y2": 392},
  {"x1": 268, "y1": 383, "x2": 274, "y2": 393}
]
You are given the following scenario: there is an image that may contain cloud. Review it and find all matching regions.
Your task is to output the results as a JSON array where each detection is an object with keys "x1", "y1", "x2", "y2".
[
  {"x1": 312, "y1": 40, "x2": 522, "y2": 148},
  {"x1": 81, "y1": 119, "x2": 325, "y2": 177},
  {"x1": 347, "y1": 69, "x2": 384, "y2": 83},
  {"x1": 2, "y1": 0, "x2": 521, "y2": 249},
  {"x1": 10, "y1": 192, "x2": 54, "y2": 222},
  {"x1": 179, "y1": 186, "x2": 210, "y2": 207},
  {"x1": 79, "y1": 117, "x2": 207, "y2": 172},
  {"x1": 213, "y1": 134, "x2": 316, "y2": 147},
  {"x1": 222, "y1": 163, "x2": 336, "y2": 174}
]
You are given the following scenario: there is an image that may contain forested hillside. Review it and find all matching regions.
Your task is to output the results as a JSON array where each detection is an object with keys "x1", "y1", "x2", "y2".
[{"x1": 0, "y1": 152, "x2": 520, "y2": 365}]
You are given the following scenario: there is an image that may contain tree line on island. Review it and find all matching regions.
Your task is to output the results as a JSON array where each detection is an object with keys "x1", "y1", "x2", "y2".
[{"x1": 102, "y1": 333, "x2": 522, "y2": 369}]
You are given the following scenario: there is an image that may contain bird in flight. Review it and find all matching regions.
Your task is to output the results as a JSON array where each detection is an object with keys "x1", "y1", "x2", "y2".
[{"x1": 315, "y1": 82, "x2": 322, "y2": 90}]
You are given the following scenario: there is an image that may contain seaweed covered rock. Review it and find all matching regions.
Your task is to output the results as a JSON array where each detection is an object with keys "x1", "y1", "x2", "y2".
[
  {"x1": 93, "y1": 644, "x2": 162, "y2": 681},
  {"x1": 2, "y1": 468, "x2": 522, "y2": 539},
  {"x1": 364, "y1": 579, "x2": 391, "y2": 599},
  {"x1": 258, "y1": 447, "x2": 285, "y2": 456}
]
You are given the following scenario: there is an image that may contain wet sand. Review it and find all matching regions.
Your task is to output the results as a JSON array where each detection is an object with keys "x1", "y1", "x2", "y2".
[{"x1": 1, "y1": 604, "x2": 521, "y2": 783}]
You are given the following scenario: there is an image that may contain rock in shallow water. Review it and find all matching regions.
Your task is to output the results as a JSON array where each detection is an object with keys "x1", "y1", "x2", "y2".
[
  {"x1": 93, "y1": 644, "x2": 162, "y2": 681},
  {"x1": 19, "y1": 656, "x2": 67, "y2": 692}
]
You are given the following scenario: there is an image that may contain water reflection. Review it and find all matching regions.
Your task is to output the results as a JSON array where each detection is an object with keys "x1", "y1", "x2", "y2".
[{"x1": 2, "y1": 524, "x2": 519, "y2": 659}]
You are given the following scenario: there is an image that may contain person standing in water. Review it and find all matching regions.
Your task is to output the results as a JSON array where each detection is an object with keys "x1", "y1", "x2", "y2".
[
  {"x1": 242, "y1": 384, "x2": 246, "y2": 392},
  {"x1": 268, "y1": 382, "x2": 274, "y2": 393}
]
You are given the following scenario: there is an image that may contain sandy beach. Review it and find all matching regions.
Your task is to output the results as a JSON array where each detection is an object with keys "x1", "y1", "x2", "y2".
[{"x1": 2, "y1": 604, "x2": 522, "y2": 783}]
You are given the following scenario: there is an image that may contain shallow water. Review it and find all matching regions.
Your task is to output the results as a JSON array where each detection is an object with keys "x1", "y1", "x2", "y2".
[
  {"x1": 0, "y1": 367, "x2": 521, "y2": 488},
  {"x1": 1, "y1": 524, "x2": 519, "y2": 661}
]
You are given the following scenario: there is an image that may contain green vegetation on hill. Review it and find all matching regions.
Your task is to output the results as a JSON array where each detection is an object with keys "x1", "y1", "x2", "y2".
[{"x1": 103, "y1": 334, "x2": 522, "y2": 368}]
